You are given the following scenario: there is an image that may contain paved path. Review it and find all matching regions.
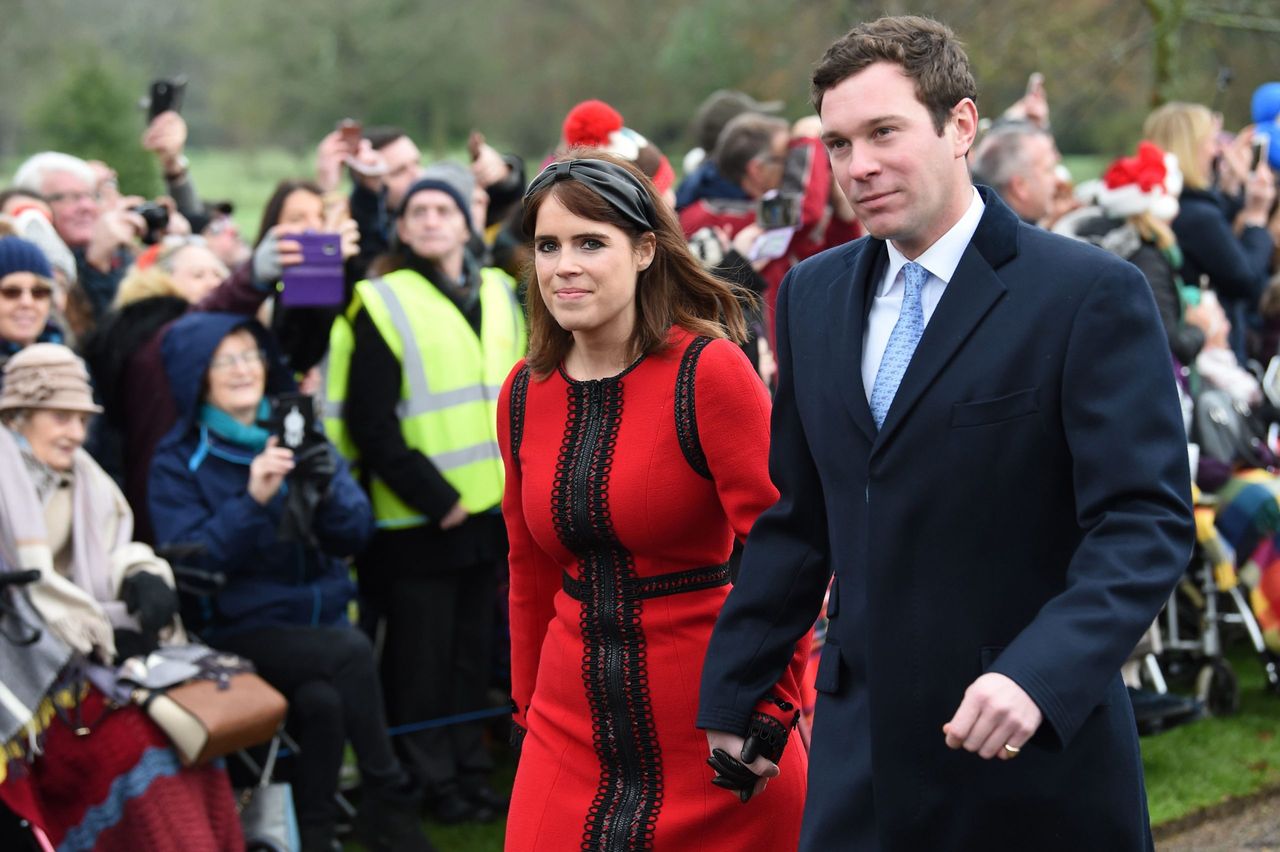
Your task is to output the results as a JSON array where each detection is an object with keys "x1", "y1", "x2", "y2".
[{"x1": 1159, "y1": 792, "x2": 1280, "y2": 850}]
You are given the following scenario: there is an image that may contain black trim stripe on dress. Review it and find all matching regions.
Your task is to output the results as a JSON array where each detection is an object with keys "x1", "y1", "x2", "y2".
[
  {"x1": 551, "y1": 375, "x2": 662, "y2": 852},
  {"x1": 674, "y1": 336, "x2": 713, "y2": 479},
  {"x1": 561, "y1": 562, "x2": 731, "y2": 603},
  {"x1": 509, "y1": 364, "x2": 531, "y2": 472}
]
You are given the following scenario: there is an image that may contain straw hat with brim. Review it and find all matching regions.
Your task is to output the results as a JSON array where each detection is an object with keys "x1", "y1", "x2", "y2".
[{"x1": 0, "y1": 343, "x2": 103, "y2": 414}]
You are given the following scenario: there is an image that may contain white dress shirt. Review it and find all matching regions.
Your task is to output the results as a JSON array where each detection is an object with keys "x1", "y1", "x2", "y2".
[{"x1": 861, "y1": 188, "x2": 986, "y2": 401}]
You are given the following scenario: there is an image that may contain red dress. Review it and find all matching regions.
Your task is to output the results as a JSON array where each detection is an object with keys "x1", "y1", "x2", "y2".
[{"x1": 498, "y1": 328, "x2": 809, "y2": 851}]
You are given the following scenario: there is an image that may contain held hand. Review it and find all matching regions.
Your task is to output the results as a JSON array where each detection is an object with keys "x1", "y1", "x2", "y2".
[
  {"x1": 336, "y1": 217, "x2": 360, "y2": 259},
  {"x1": 248, "y1": 437, "x2": 295, "y2": 505},
  {"x1": 942, "y1": 672, "x2": 1042, "y2": 760},
  {"x1": 705, "y1": 729, "x2": 779, "y2": 802},
  {"x1": 315, "y1": 130, "x2": 350, "y2": 193},
  {"x1": 732, "y1": 223, "x2": 764, "y2": 259},
  {"x1": 86, "y1": 208, "x2": 146, "y2": 271},
  {"x1": 1218, "y1": 126, "x2": 1256, "y2": 198},
  {"x1": 142, "y1": 111, "x2": 188, "y2": 170},
  {"x1": 469, "y1": 134, "x2": 511, "y2": 188},
  {"x1": 252, "y1": 227, "x2": 303, "y2": 285},
  {"x1": 1242, "y1": 161, "x2": 1277, "y2": 224},
  {"x1": 439, "y1": 500, "x2": 469, "y2": 530}
]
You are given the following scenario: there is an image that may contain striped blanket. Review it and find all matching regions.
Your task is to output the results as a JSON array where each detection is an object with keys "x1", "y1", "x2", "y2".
[{"x1": 0, "y1": 682, "x2": 242, "y2": 851}]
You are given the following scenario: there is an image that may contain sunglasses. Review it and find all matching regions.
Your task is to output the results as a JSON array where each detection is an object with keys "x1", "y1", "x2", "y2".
[{"x1": 0, "y1": 285, "x2": 53, "y2": 302}]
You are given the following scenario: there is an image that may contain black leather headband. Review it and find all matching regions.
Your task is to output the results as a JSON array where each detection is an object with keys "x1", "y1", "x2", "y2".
[{"x1": 524, "y1": 158, "x2": 658, "y2": 232}]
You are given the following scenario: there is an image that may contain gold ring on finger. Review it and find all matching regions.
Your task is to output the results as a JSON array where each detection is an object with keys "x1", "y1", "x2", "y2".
[{"x1": 1002, "y1": 744, "x2": 1021, "y2": 757}]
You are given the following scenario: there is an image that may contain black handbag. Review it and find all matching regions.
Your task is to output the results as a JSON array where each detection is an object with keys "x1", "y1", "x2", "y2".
[{"x1": 1192, "y1": 388, "x2": 1273, "y2": 469}]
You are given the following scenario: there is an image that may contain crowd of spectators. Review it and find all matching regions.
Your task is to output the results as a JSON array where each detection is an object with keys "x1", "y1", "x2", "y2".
[{"x1": 0, "y1": 69, "x2": 1278, "y2": 851}]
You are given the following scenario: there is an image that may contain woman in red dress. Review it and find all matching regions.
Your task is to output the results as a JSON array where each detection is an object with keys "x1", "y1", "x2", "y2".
[{"x1": 498, "y1": 154, "x2": 809, "y2": 851}]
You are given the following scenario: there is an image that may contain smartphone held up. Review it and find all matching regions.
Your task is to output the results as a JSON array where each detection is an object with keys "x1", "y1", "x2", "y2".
[{"x1": 279, "y1": 232, "x2": 345, "y2": 307}]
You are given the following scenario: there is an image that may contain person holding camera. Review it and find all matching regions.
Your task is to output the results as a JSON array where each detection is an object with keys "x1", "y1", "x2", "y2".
[
  {"x1": 81, "y1": 231, "x2": 309, "y2": 544},
  {"x1": 148, "y1": 312, "x2": 435, "y2": 852},
  {"x1": 678, "y1": 112, "x2": 861, "y2": 346},
  {"x1": 10, "y1": 152, "x2": 146, "y2": 324}
]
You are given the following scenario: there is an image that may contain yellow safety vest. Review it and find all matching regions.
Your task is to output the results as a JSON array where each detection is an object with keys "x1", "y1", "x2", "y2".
[{"x1": 324, "y1": 266, "x2": 526, "y2": 529}]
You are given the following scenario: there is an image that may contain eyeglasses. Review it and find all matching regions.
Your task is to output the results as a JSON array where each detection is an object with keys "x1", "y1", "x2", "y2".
[
  {"x1": 0, "y1": 285, "x2": 53, "y2": 302},
  {"x1": 210, "y1": 349, "x2": 267, "y2": 372},
  {"x1": 44, "y1": 190, "x2": 100, "y2": 206}
]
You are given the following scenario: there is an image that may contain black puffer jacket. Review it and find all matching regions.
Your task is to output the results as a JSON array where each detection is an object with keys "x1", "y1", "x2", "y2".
[{"x1": 1056, "y1": 210, "x2": 1203, "y2": 366}]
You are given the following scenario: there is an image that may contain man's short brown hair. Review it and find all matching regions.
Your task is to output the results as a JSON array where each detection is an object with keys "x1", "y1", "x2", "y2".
[
  {"x1": 712, "y1": 113, "x2": 789, "y2": 186},
  {"x1": 811, "y1": 15, "x2": 977, "y2": 136}
]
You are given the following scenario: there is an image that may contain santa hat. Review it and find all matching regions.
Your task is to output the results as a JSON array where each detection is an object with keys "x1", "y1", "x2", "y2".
[
  {"x1": 1096, "y1": 141, "x2": 1182, "y2": 221},
  {"x1": 561, "y1": 100, "x2": 676, "y2": 193}
]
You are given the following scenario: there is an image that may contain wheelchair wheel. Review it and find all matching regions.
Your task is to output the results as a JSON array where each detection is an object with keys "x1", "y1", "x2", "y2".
[{"x1": 1196, "y1": 660, "x2": 1240, "y2": 717}]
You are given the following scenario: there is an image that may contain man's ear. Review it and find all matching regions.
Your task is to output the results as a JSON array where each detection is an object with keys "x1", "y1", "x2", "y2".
[
  {"x1": 1006, "y1": 172, "x2": 1028, "y2": 203},
  {"x1": 950, "y1": 98, "x2": 980, "y2": 158}
]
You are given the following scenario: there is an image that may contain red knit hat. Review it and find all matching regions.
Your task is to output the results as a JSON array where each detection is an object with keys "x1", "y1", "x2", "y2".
[{"x1": 562, "y1": 100, "x2": 676, "y2": 194}]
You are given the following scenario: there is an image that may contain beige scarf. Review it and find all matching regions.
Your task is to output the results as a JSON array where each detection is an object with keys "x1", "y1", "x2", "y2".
[{"x1": 0, "y1": 426, "x2": 182, "y2": 661}]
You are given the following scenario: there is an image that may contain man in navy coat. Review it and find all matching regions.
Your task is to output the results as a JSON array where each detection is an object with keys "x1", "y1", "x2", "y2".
[{"x1": 697, "y1": 15, "x2": 1195, "y2": 851}]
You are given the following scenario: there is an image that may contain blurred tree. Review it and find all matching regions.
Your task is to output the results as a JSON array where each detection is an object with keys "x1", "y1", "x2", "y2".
[{"x1": 28, "y1": 58, "x2": 160, "y2": 197}]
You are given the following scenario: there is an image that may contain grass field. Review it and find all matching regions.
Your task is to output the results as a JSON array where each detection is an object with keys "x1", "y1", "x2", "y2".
[{"x1": 1142, "y1": 646, "x2": 1280, "y2": 826}]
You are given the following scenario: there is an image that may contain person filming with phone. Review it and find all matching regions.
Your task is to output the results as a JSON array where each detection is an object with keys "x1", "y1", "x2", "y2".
[
  {"x1": 148, "y1": 312, "x2": 436, "y2": 852},
  {"x1": 1145, "y1": 103, "x2": 1275, "y2": 362}
]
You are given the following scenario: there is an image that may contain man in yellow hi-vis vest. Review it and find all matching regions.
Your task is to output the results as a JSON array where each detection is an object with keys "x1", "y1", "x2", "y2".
[{"x1": 325, "y1": 163, "x2": 525, "y2": 825}]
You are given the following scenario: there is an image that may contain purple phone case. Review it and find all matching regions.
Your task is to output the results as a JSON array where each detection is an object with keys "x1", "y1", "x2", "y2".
[{"x1": 280, "y1": 232, "x2": 344, "y2": 307}]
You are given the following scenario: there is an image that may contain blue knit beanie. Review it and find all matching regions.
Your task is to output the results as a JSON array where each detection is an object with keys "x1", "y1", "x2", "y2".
[
  {"x1": 398, "y1": 162, "x2": 475, "y2": 233},
  {"x1": 0, "y1": 236, "x2": 53, "y2": 281}
]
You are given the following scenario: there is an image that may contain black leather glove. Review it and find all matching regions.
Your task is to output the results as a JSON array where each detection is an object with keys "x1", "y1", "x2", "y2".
[
  {"x1": 278, "y1": 443, "x2": 337, "y2": 548},
  {"x1": 120, "y1": 572, "x2": 178, "y2": 635},
  {"x1": 291, "y1": 442, "x2": 337, "y2": 494},
  {"x1": 113, "y1": 627, "x2": 156, "y2": 663},
  {"x1": 707, "y1": 747, "x2": 761, "y2": 803}
]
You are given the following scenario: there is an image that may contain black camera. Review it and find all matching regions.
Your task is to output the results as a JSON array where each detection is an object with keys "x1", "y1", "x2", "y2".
[
  {"x1": 146, "y1": 78, "x2": 187, "y2": 122},
  {"x1": 757, "y1": 191, "x2": 801, "y2": 230},
  {"x1": 131, "y1": 202, "x2": 170, "y2": 245}
]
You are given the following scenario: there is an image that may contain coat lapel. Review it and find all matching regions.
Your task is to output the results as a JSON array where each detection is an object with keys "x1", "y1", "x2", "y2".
[
  {"x1": 873, "y1": 188, "x2": 1020, "y2": 448},
  {"x1": 830, "y1": 239, "x2": 882, "y2": 442}
]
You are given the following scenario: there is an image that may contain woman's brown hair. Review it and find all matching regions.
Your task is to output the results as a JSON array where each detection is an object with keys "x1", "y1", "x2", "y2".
[
  {"x1": 520, "y1": 151, "x2": 749, "y2": 377},
  {"x1": 254, "y1": 180, "x2": 324, "y2": 247}
]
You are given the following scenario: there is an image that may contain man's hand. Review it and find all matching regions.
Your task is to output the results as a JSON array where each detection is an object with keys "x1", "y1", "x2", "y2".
[
  {"x1": 705, "y1": 729, "x2": 779, "y2": 801},
  {"x1": 942, "y1": 672, "x2": 1042, "y2": 760},
  {"x1": 85, "y1": 207, "x2": 146, "y2": 272},
  {"x1": 469, "y1": 131, "x2": 511, "y2": 188},
  {"x1": 142, "y1": 111, "x2": 189, "y2": 175},
  {"x1": 439, "y1": 500, "x2": 469, "y2": 530},
  {"x1": 316, "y1": 130, "x2": 351, "y2": 194}
]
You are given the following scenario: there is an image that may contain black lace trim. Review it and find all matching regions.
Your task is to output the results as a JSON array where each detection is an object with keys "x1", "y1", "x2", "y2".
[
  {"x1": 674, "y1": 336, "x2": 714, "y2": 479},
  {"x1": 551, "y1": 374, "x2": 662, "y2": 851},
  {"x1": 746, "y1": 711, "x2": 792, "y2": 765},
  {"x1": 509, "y1": 364, "x2": 531, "y2": 472},
  {"x1": 561, "y1": 562, "x2": 730, "y2": 603}
]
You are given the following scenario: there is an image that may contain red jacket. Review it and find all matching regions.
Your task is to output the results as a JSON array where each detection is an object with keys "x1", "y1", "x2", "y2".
[{"x1": 679, "y1": 136, "x2": 862, "y2": 342}]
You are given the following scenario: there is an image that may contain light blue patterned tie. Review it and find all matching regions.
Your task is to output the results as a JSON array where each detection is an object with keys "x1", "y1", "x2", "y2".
[{"x1": 870, "y1": 261, "x2": 928, "y2": 429}]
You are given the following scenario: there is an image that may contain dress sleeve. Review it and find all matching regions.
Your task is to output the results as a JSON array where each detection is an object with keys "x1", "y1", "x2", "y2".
[
  {"x1": 693, "y1": 338, "x2": 811, "y2": 760},
  {"x1": 497, "y1": 361, "x2": 561, "y2": 742}
]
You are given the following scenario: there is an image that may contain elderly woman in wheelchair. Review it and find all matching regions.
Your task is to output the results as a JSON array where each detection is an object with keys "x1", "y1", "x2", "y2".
[
  {"x1": 148, "y1": 311, "x2": 434, "y2": 852},
  {"x1": 0, "y1": 343, "x2": 243, "y2": 851}
]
